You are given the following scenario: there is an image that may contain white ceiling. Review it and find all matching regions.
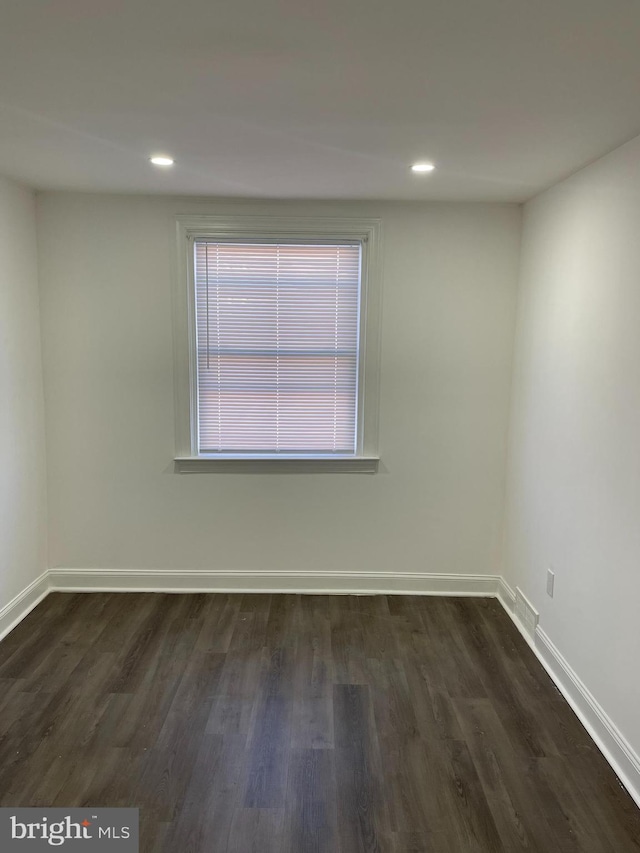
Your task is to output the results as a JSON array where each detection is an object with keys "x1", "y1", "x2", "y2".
[{"x1": 1, "y1": 0, "x2": 640, "y2": 201}]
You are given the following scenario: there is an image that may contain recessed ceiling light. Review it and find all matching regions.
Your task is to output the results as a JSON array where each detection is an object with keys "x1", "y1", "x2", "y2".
[
  {"x1": 411, "y1": 162, "x2": 435, "y2": 173},
  {"x1": 150, "y1": 155, "x2": 175, "y2": 167}
]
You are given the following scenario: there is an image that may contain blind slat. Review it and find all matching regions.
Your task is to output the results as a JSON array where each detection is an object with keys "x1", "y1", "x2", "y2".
[{"x1": 194, "y1": 241, "x2": 361, "y2": 454}]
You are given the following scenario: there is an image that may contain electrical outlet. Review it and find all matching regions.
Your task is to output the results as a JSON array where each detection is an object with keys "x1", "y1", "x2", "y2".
[{"x1": 547, "y1": 568, "x2": 555, "y2": 598}]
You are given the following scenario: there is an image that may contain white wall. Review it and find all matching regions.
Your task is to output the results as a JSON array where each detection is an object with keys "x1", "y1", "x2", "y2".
[
  {"x1": 503, "y1": 135, "x2": 640, "y2": 762},
  {"x1": 0, "y1": 176, "x2": 47, "y2": 609},
  {"x1": 37, "y1": 194, "x2": 520, "y2": 579}
]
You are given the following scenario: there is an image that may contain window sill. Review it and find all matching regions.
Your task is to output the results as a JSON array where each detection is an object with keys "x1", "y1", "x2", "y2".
[{"x1": 174, "y1": 455, "x2": 379, "y2": 474}]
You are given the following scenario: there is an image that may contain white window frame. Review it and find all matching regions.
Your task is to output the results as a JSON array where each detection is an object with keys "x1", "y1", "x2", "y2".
[{"x1": 172, "y1": 214, "x2": 382, "y2": 473}]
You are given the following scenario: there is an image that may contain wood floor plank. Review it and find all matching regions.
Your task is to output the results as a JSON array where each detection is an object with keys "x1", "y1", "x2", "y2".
[
  {"x1": 453, "y1": 696, "x2": 572, "y2": 852},
  {"x1": 195, "y1": 594, "x2": 242, "y2": 653},
  {"x1": 334, "y1": 683, "x2": 392, "y2": 852},
  {"x1": 452, "y1": 698, "x2": 536, "y2": 851},
  {"x1": 243, "y1": 647, "x2": 294, "y2": 808},
  {"x1": 227, "y1": 807, "x2": 285, "y2": 853},
  {"x1": 563, "y1": 751, "x2": 640, "y2": 852},
  {"x1": 285, "y1": 747, "x2": 339, "y2": 853},
  {"x1": 205, "y1": 648, "x2": 267, "y2": 738},
  {"x1": 0, "y1": 591, "x2": 637, "y2": 852}
]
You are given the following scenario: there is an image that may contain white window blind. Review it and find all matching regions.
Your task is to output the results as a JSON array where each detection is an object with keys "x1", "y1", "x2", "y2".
[{"x1": 194, "y1": 240, "x2": 362, "y2": 454}]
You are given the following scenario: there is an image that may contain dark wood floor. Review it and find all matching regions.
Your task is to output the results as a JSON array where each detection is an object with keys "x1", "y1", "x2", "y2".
[{"x1": 0, "y1": 593, "x2": 638, "y2": 852}]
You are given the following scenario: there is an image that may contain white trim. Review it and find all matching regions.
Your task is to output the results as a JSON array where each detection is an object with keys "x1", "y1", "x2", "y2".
[
  {"x1": 498, "y1": 578, "x2": 640, "y2": 809},
  {"x1": 0, "y1": 572, "x2": 50, "y2": 642},
  {"x1": 171, "y1": 214, "x2": 383, "y2": 466},
  {"x1": 174, "y1": 455, "x2": 379, "y2": 473},
  {"x1": 514, "y1": 585, "x2": 539, "y2": 640},
  {"x1": 497, "y1": 575, "x2": 516, "y2": 611},
  {"x1": 47, "y1": 568, "x2": 499, "y2": 596}
]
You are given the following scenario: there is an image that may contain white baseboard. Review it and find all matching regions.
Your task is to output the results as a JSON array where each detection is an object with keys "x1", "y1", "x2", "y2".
[
  {"x1": 497, "y1": 575, "x2": 516, "y2": 612},
  {"x1": 0, "y1": 572, "x2": 50, "y2": 642},
  {"x1": 498, "y1": 578, "x2": 640, "y2": 810},
  {"x1": 47, "y1": 568, "x2": 501, "y2": 597}
]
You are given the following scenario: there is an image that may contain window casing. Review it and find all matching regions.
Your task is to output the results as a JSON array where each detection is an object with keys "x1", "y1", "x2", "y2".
[{"x1": 172, "y1": 216, "x2": 381, "y2": 472}]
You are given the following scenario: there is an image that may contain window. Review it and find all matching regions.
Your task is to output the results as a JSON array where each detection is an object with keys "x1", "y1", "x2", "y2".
[
  {"x1": 173, "y1": 216, "x2": 381, "y2": 472},
  {"x1": 195, "y1": 240, "x2": 361, "y2": 454}
]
